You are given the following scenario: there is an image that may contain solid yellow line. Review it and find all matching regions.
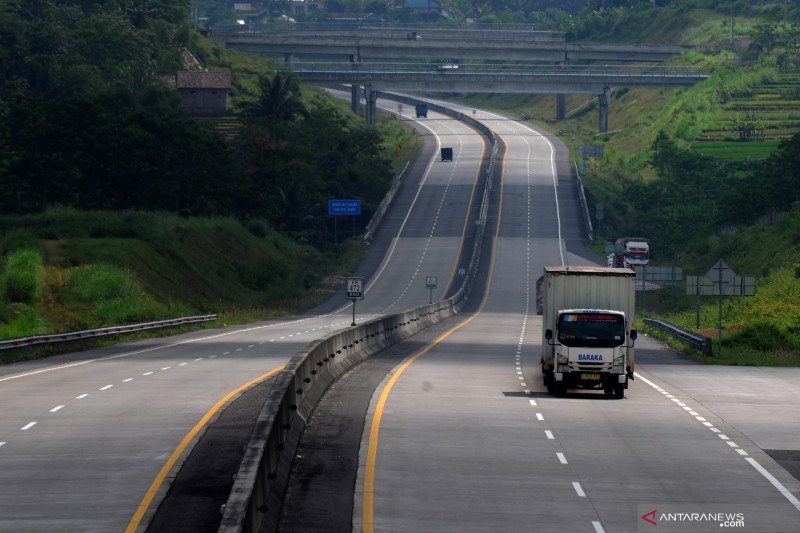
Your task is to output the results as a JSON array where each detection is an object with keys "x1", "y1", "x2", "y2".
[
  {"x1": 363, "y1": 142, "x2": 506, "y2": 533},
  {"x1": 125, "y1": 366, "x2": 284, "y2": 533}
]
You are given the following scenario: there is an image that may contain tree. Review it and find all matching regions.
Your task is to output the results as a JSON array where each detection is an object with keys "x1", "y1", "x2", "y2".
[{"x1": 241, "y1": 70, "x2": 309, "y2": 122}]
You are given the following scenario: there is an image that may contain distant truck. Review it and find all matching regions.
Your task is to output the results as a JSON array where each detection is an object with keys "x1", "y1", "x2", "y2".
[
  {"x1": 440, "y1": 147, "x2": 453, "y2": 161},
  {"x1": 415, "y1": 104, "x2": 428, "y2": 118},
  {"x1": 540, "y1": 266, "x2": 637, "y2": 399},
  {"x1": 612, "y1": 237, "x2": 650, "y2": 269}
]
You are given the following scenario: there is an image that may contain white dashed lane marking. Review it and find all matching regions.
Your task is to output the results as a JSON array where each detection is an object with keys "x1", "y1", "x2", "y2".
[
  {"x1": 545, "y1": 430, "x2": 555, "y2": 440},
  {"x1": 50, "y1": 405, "x2": 64, "y2": 413},
  {"x1": 557, "y1": 453, "x2": 568, "y2": 464},
  {"x1": 592, "y1": 521, "x2": 605, "y2": 533},
  {"x1": 99, "y1": 385, "x2": 113, "y2": 391},
  {"x1": 20, "y1": 422, "x2": 37, "y2": 431},
  {"x1": 0, "y1": 442, "x2": 5, "y2": 448},
  {"x1": 179, "y1": 363, "x2": 188, "y2": 366},
  {"x1": 123, "y1": 378, "x2": 134, "y2": 382},
  {"x1": 572, "y1": 481, "x2": 586, "y2": 497},
  {"x1": 536, "y1": 413, "x2": 544, "y2": 421},
  {"x1": 76, "y1": 394, "x2": 89, "y2": 399},
  {"x1": 143, "y1": 372, "x2": 153, "y2": 376}
]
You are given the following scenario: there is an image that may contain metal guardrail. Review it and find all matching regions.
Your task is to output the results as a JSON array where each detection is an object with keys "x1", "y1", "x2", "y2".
[
  {"x1": 574, "y1": 162, "x2": 593, "y2": 242},
  {"x1": 643, "y1": 318, "x2": 712, "y2": 355},
  {"x1": 0, "y1": 315, "x2": 218, "y2": 351},
  {"x1": 218, "y1": 98, "x2": 501, "y2": 533}
]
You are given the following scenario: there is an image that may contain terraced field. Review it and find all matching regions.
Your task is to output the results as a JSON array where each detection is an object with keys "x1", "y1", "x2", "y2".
[{"x1": 695, "y1": 72, "x2": 800, "y2": 158}]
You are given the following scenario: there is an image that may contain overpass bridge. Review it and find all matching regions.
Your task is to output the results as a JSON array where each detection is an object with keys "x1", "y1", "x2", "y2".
[
  {"x1": 217, "y1": 24, "x2": 706, "y2": 123},
  {"x1": 220, "y1": 31, "x2": 695, "y2": 63},
  {"x1": 293, "y1": 62, "x2": 707, "y2": 132}
]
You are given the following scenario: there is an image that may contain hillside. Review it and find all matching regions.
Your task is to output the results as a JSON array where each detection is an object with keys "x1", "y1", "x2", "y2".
[
  {"x1": 0, "y1": 1, "x2": 420, "y2": 359},
  {"x1": 453, "y1": 2, "x2": 800, "y2": 363}
]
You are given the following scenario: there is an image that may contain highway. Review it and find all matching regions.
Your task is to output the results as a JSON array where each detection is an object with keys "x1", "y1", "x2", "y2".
[
  {"x1": 280, "y1": 102, "x2": 800, "y2": 532},
  {"x1": 0, "y1": 103, "x2": 487, "y2": 532}
]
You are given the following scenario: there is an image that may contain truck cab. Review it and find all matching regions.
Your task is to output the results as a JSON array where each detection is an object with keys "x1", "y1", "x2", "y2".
[{"x1": 544, "y1": 309, "x2": 635, "y2": 398}]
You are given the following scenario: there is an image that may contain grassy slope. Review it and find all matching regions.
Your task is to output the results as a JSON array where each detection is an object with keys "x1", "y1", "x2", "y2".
[
  {"x1": 0, "y1": 38, "x2": 422, "y2": 361},
  {"x1": 452, "y1": 6, "x2": 800, "y2": 364}
]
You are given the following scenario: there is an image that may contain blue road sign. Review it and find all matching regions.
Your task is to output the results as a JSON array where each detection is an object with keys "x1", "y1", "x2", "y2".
[{"x1": 328, "y1": 199, "x2": 361, "y2": 216}]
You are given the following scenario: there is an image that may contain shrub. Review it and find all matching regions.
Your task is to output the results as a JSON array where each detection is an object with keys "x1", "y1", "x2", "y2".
[
  {"x1": 64, "y1": 264, "x2": 166, "y2": 326},
  {"x1": 1, "y1": 249, "x2": 43, "y2": 304}
]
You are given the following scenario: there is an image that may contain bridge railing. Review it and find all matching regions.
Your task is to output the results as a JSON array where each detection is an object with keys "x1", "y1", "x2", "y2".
[
  {"x1": 291, "y1": 62, "x2": 704, "y2": 77},
  {"x1": 214, "y1": 22, "x2": 564, "y2": 40}
]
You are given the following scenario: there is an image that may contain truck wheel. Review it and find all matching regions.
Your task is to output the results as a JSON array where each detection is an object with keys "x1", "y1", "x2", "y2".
[
  {"x1": 614, "y1": 383, "x2": 625, "y2": 399},
  {"x1": 555, "y1": 382, "x2": 567, "y2": 397},
  {"x1": 603, "y1": 384, "x2": 614, "y2": 398}
]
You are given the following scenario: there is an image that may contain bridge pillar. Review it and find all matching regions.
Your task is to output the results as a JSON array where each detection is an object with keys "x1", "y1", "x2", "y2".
[
  {"x1": 556, "y1": 93, "x2": 567, "y2": 120},
  {"x1": 365, "y1": 85, "x2": 378, "y2": 125},
  {"x1": 598, "y1": 87, "x2": 611, "y2": 133},
  {"x1": 350, "y1": 84, "x2": 360, "y2": 114}
]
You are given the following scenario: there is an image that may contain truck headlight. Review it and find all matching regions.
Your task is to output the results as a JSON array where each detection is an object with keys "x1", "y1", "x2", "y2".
[{"x1": 612, "y1": 355, "x2": 624, "y2": 370}]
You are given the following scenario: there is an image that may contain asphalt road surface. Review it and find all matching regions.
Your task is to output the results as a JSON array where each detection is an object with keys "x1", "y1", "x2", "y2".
[
  {"x1": 280, "y1": 103, "x2": 800, "y2": 533},
  {"x1": 0, "y1": 102, "x2": 487, "y2": 532}
]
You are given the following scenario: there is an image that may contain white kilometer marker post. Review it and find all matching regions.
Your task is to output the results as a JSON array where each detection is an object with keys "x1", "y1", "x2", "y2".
[
  {"x1": 21, "y1": 422, "x2": 37, "y2": 431},
  {"x1": 50, "y1": 405, "x2": 64, "y2": 413}
]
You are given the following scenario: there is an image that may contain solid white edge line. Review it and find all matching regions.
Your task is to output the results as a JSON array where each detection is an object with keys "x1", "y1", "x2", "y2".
[
  {"x1": 745, "y1": 457, "x2": 800, "y2": 512},
  {"x1": 572, "y1": 481, "x2": 586, "y2": 497},
  {"x1": 592, "y1": 521, "x2": 605, "y2": 533},
  {"x1": 637, "y1": 370, "x2": 800, "y2": 513}
]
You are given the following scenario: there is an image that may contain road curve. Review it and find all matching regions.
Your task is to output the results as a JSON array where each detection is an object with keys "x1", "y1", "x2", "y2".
[
  {"x1": 0, "y1": 104, "x2": 487, "y2": 532},
  {"x1": 280, "y1": 102, "x2": 800, "y2": 533}
]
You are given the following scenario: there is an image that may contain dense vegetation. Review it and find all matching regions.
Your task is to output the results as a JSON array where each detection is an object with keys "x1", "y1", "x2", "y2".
[
  {"x1": 0, "y1": 0, "x2": 414, "y2": 351},
  {"x1": 0, "y1": 0, "x2": 393, "y2": 246}
]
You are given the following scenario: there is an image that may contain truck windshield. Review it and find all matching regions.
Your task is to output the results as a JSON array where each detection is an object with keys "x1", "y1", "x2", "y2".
[
  {"x1": 557, "y1": 313, "x2": 625, "y2": 348},
  {"x1": 626, "y1": 252, "x2": 649, "y2": 262}
]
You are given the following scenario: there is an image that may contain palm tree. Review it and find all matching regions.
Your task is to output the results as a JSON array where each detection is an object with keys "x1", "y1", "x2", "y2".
[{"x1": 242, "y1": 70, "x2": 308, "y2": 122}]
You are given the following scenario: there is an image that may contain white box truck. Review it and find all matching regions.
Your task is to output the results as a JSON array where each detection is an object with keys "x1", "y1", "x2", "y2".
[{"x1": 540, "y1": 266, "x2": 637, "y2": 399}]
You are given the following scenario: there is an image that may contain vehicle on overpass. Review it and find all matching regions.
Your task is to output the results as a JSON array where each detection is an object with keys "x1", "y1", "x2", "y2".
[
  {"x1": 541, "y1": 266, "x2": 637, "y2": 399},
  {"x1": 415, "y1": 103, "x2": 428, "y2": 117}
]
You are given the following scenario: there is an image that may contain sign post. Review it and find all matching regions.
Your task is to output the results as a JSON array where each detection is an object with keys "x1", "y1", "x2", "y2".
[
  {"x1": 328, "y1": 199, "x2": 362, "y2": 245},
  {"x1": 708, "y1": 259, "x2": 734, "y2": 357},
  {"x1": 426, "y1": 275, "x2": 438, "y2": 304},
  {"x1": 346, "y1": 277, "x2": 364, "y2": 326}
]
